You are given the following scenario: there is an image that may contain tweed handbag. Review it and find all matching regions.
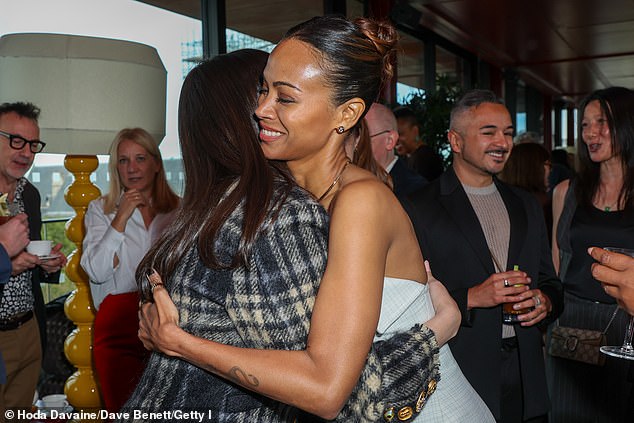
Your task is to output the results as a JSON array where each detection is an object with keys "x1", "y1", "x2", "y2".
[
  {"x1": 547, "y1": 306, "x2": 619, "y2": 366},
  {"x1": 335, "y1": 324, "x2": 440, "y2": 422}
]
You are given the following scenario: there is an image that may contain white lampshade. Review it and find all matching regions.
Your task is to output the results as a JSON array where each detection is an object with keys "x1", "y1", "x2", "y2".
[{"x1": 0, "y1": 33, "x2": 167, "y2": 155}]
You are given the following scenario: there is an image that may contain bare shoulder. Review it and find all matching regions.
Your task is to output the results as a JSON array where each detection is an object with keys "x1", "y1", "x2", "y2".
[
  {"x1": 552, "y1": 179, "x2": 570, "y2": 207},
  {"x1": 328, "y1": 167, "x2": 406, "y2": 240},
  {"x1": 334, "y1": 167, "x2": 396, "y2": 211}
]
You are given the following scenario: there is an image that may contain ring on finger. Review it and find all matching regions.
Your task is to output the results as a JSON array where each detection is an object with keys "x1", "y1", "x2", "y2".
[
  {"x1": 150, "y1": 281, "x2": 164, "y2": 293},
  {"x1": 504, "y1": 279, "x2": 510, "y2": 287},
  {"x1": 534, "y1": 295, "x2": 541, "y2": 307}
]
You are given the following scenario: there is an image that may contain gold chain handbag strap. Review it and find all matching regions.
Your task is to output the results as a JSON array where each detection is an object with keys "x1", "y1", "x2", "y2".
[{"x1": 603, "y1": 306, "x2": 621, "y2": 334}]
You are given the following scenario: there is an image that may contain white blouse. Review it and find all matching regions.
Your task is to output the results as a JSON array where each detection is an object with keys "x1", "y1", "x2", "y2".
[{"x1": 81, "y1": 197, "x2": 176, "y2": 309}]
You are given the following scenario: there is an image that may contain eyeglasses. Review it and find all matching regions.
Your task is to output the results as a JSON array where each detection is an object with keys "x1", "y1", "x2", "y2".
[
  {"x1": 0, "y1": 130, "x2": 46, "y2": 153},
  {"x1": 369, "y1": 129, "x2": 391, "y2": 138}
]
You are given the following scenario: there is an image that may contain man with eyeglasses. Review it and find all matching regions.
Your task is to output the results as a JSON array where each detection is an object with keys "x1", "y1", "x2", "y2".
[
  {"x1": 0, "y1": 102, "x2": 67, "y2": 412},
  {"x1": 364, "y1": 103, "x2": 426, "y2": 197}
]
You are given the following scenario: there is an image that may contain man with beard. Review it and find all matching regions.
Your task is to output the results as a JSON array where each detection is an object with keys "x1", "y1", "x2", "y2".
[{"x1": 402, "y1": 89, "x2": 563, "y2": 423}]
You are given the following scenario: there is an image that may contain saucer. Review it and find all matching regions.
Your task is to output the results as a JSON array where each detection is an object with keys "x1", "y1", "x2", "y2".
[
  {"x1": 38, "y1": 254, "x2": 57, "y2": 261},
  {"x1": 34, "y1": 399, "x2": 73, "y2": 416}
]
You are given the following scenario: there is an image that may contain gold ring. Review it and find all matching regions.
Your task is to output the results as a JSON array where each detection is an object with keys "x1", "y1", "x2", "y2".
[{"x1": 150, "y1": 282, "x2": 164, "y2": 293}]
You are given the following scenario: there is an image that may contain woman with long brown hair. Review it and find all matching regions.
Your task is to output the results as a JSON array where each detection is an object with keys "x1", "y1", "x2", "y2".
[
  {"x1": 81, "y1": 127, "x2": 179, "y2": 412},
  {"x1": 549, "y1": 87, "x2": 634, "y2": 422}
]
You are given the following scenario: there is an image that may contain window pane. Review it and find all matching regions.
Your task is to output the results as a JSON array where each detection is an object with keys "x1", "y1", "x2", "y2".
[
  {"x1": 436, "y1": 45, "x2": 462, "y2": 85},
  {"x1": 397, "y1": 31, "x2": 425, "y2": 102}
]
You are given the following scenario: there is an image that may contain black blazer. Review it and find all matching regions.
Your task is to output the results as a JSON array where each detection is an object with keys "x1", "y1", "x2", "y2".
[
  {"x1": 23, "y1": 181, "x2": 60, "y2": 352},
  {"x1": 402, "y1": 167, "x2": 563, "y2": 420},
  {"x1": 390, "y1": 157, "x2": 426, "y2": 198}
]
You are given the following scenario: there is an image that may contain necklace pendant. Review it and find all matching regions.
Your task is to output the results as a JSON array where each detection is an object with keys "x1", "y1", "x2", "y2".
[{"x1": 604, "y1": 206, "x2": 611, "y2": 212}]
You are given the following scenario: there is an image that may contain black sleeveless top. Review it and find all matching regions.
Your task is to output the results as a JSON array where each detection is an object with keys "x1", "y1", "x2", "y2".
[{"x1": 566, "y1": 205, "x2": 634, "y2": 302}]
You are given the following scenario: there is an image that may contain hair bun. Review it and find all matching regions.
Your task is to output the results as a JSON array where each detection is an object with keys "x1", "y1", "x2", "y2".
[{"x1": 354, "y1": 17, "x2": 399, "y2": 82}]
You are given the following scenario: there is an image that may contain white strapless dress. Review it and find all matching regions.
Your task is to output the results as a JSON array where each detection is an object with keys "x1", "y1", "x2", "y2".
[{"x1": 374, "y1": 277, "x2": 495, "y2": 422}]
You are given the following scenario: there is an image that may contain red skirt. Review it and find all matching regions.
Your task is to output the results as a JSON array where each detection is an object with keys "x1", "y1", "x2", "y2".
[{"x1": 93, "y1": 291, "x2": 148, "y2": 413}]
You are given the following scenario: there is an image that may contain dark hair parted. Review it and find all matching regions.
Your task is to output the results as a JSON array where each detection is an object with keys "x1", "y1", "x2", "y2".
[
  {"x1": 283, "y1": 15, "x2": 398, "y2": 117},
  {"x1": 450, "y1": 89, "x2": 504, "y2": 132},
  {"x1": 0, "y1": 102, "x2": 41, "y2": 121},
  {"x1": 576, "y1": 86, "x2": 634, "y2": 210},
  {"x1": 499, "y1": 142, "x2": 550, "y2": 194},
  {"x1": 137, "y1": 49, "x2": 291, "y2": 294}
]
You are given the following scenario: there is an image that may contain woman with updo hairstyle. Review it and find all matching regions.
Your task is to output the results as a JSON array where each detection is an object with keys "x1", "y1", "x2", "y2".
[{"x1": 138, "y1": 16, "x2": 493, "y2": 422}]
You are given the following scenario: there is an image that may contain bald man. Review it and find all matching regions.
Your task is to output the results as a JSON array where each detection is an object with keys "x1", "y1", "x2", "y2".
[{"x1": 365, "y1": 103, "x2": 426, "y2": 197}]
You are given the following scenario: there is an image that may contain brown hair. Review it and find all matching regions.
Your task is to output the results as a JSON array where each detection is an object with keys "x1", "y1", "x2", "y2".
[
  {"x1": 576, "y1": 87, "x2": 634, "y2": 210},
  {"x1": 136, "y1": 49, "x2": 291, "y2": 293},
  {"x1": 499, "y1": 142, "x2": 550, "y2": 193}
]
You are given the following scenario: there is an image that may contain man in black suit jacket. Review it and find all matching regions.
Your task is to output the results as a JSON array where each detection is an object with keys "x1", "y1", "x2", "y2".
[
  {"x1": 403, "y1": 90, "x2": 563, "y2": 423},
  {"x1": 365, "y1": 103, "x2": 426, "y2": 197}
]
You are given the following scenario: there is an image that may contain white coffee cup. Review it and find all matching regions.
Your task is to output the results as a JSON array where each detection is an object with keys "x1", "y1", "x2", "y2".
[
  {"x1": 27, "y1": 240, "x2": 52, "y2": 257},
  {"x1": 41, "y1": 393, "x2": 69, "y2": 409}
]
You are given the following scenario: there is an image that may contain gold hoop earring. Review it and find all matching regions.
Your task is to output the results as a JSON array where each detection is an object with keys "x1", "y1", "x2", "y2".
[{"x1": 336, "y1": 126, "x2": 345, "y2": 134}]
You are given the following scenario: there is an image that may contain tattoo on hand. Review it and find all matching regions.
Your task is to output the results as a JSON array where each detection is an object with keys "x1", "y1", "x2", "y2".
[{"x1": 229, "y1": 366, "x2": 259, "y2": 387}]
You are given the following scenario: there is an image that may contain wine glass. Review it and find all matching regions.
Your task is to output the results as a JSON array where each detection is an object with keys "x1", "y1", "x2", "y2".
[{"x1": 600, "y1": 247, "x2": 634, "y2": 360}]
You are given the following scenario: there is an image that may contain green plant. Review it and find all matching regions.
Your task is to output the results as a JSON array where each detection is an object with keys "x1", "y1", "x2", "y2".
[
  {"x1": 40, "y1": 217, "x2": 76, "y2": 303},
  {"x1": 42, "y1": 219, "x2": 75, "y2": 257},
  {"x1": 398, "y1": 74, "x2": 463, "y2": 168}
]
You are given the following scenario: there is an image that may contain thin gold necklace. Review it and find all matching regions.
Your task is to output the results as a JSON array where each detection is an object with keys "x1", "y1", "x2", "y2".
[{"x1": 317, "y1": 159, "x2": 351, "y2": 202}]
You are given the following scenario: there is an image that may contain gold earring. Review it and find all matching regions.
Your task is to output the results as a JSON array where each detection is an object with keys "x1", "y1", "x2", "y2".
[{"x1": 336, "y1": 126, "x2": 345, "y2": 134}]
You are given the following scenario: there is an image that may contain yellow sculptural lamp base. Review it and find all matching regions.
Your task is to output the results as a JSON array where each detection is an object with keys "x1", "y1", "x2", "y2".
[{"x1": 63, "y1": 155, "x2": 102, "y2": 413}]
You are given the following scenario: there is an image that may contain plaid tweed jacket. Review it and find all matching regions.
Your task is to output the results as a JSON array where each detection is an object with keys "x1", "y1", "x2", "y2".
[{"x1": 122, "y1": 184, "x2": 438, "y2": 422}]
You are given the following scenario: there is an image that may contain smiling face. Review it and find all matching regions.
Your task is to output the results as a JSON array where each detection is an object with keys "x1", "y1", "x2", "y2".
[
  {"x1": 116, "y1": 139, "x2": 160, "y2": 195},
  {"x1": 255, "y1": 38, "x2": 345, "y2": 163},
  {"x1": 450, "y1": 102, "x2": 514, "y2": 186},
  {"x1": 0, "y1": 112, "x2": 38, "y2": 189},
  {"x1": 396, "y1": 118, "x2": 420, "y2": 156},
  {"x1": 581, "y1": 99, "x2": 613, "y2": 162}
]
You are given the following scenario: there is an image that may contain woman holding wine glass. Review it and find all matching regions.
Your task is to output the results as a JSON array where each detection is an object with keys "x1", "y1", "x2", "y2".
[{"x1": 549, "y1": 87, "x2": 634, "y2": 422}]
